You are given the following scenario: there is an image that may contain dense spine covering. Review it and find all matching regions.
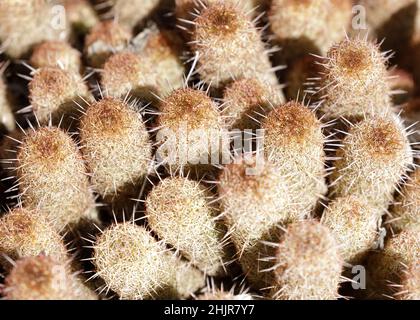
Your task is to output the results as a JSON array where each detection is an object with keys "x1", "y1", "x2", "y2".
[
  {"x1": 15, "y1": 127, "x2": 98, "y2": 231},
  {"x1": 314, "y1": 38, "x2": 393, "y2": 122},
  {"x1": 262, "y1": 101, "x2": 327, "y2": 213},
  {"x1": 102, "y1": 26, "x2": 184, "y2": 100},
  {"x1": 93, "y1": 223, "x2": 205, "y2": 299},
  {"x1": 28, "y1": 66, "x2": 93, "y2": 128},
  {"x1": 0, "y1": 208, "x2": 68, "y2": 268},
  {"x1": 2, "y1": 255, "x2": 97, "y2": 300},
  {"x1": 146, "y1": 177, "x2": 226, "y2": 276},
  {"x1": 321, "y1": 196, "x2": 380, "y2": 265},
  {"x1": 329, "y1": 116, "x2": 413, "y2": 208},
  {"x1": 0, "y1": 0, "x2": 69, "y2": 58},
  {"x1": 218, "y1": 155, "x2": 302, "y2": 288},
  {"x1": 269, "y1": 0, "x2": 352, "y2": 59},
  {"x1": 156, "y1": 88, "x2": 229, "y2": 176},
  {"x1": 79, "y1": 97, "x2": 152, "y2": 207},
  {"x1": 367, "y1": 226, "x2": 420, "y2": 298},
  {"x1": 390, "y1": 168, "x2": 420, "y2": 232},
  {"x1": 191, "y1": 2, "x2": 278, "y2": 88},
  {"x1": 222, "y1": 78, "x2": 284, "y2": 130},
  {"x1": 84, "y1": 21, "x2": 131, "y2": 68},
  {"x1": 271, "y1": 220, "x2": 343, "y2": 300}
]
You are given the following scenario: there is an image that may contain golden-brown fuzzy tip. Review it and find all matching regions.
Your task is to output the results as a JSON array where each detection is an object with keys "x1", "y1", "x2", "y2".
[
  {"x1": 85, "y1": 20, "x2": 131, "y2": 47},
  {"x1": 159, "y1": 88, "x2": 219, "y2": 129},
  {"x1": 361, "y1": 119, "x2": 404, "y2": 159},
  {"x1": 20, "y1": 127, "x2": 76, "y2": 167},
  {"x1": 81, "y1": 97, "x2": 132, "y2": 136},
  {"x1": 263, "y1": 101, "x2": 318, "y2": 143},
  {"x1": 196, "y1": 3, "x2": 242, "y2": 37},
  {"x1": 29, "y1": 67, "x2": 75, "y2": 105},
  {"x1": 328, "y1": 39, "x2": 378, "y2": 76}
]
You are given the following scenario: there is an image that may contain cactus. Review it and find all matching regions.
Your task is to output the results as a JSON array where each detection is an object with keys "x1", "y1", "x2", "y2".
[
  {"x1": 222, "y1": 78, "x2": 284, "y2": 130},
  {"x1": 28, "y1": 66, "x2": 93, "y2": 128},
  {"x1": 262, "y1": 101, "x2": 327, "y2": 213},
  {"x1": 79, "y1": 97, "x2": 152, "y2": 210},
  {"x1": 269, "y1": 0, "x2": 352, "y2": 60},
  {"x1": 271, "y1": 220, "x2": 343, "y2": 300},
  {"x1": 390, "y1": 168, "x2": 420, "y2": 232},
  {"x1": 321, "y1": 196, "x2": 380, "y2": 265},
  {"x1": 314, "y1": 37, "x2": 393, "y2": 122},
  {"x1": 156, "y1": 87, "x2": 229, "y2": 176},
  {"x1": 218, "y1": 155, "x2": 302, "y2": 288},
  {"x1": 330, "y1": 116, "x2": 413, "y2": 208},
  {"x1": 191, "y1": 2, "x2": 278, "y2": 88},
  {"x1": 92, "y1": 222, "x2": 205, "y2": 299},
  {"x1": 102, "y1": 26, "x2": 184, "y2": 101},
  {"x1": 2, "y1": 254, "x2": 97, "y2": 300},
  {"x1": 146, "y1": 176, "x2": 226, "y2": 276},
  {"x1": 0, "y1": 66, "x2": 15, "y2": 132},
  {"x1": 14, "y1": 127, "x2": 98, "y2": 231},
  {"x1": 63, "y1": 0, "x2": 99, "y2": 35},
  {"x1": 0, "y1": 0, "x2": 70, "y2": 58},
  {"x1": 367, "y1": 225, "x2": 420, "y2": 298},
  {"x1": 0, "y1": 207, "x2": 68, "y2": 269}
]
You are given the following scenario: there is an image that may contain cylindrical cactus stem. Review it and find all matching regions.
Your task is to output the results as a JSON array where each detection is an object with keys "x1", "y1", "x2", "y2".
[
  {"x1": 98, "y1": 0, "x2": 162, "y2": 30},
  {"x1": 321, "y1": 196, "x2": 381, "y2": 265},
  {"x1": 14, "y1": 127, "x2": 98, "y2": 232},
  {"x1": 313, "y1": 37, "x2": 394, "y2": 123},
  {"x1": 271, "y1": 220, "x2": 343, "y2": 300},
  {"x1": 0, "y1": 0, "x2": 70, "y2": 59},
  {"x1": 330, "y1": 116, "x2": 414, "y2": 208},
  {"x1": 262, "y1": 101, "x2": 328, "y2": 213},
  {"x1": 268, "y1": 0, "x2": 352, "y2": 61},
  {"x1": 367, "y1": 225, "x2": 420, "y2": 298},
  {"x1": 102, "y1": 26, "x2": 184, "y2": 101},
  {"x1": 63, "y1": 0, "x2": 99, "y2": 35},
  {"x1": 0, "y1": 207, "x2": 68, "y2": 269},
  {"x1": 155, "y1": 88, "x2": 229, "y2": 177},
  {"x1": 28, "y1": 66, "x2": 93, "y2": 129},
  {"x1": 30, "y1": 41, "x2": 82, "y2": 74},
  {"x1": 390, "y1": 168, "x2": 420, "y2": 233},
  {"x1": 2, "y1": 254, "x2": 97, "y2": 300},
  {"x1": 79, "y1": 97, "x2": 152, "y2": 212},
  {"x1": 0, "y1": 70, "x2": 15, "y2": 132},
  {"x1": 84, "y1": 21, "x2": 131, "y2": 68},
  {"x1": 92, "y1": 223, "x2": 205, "y2": 299},
  {"x1": 218, "y1": 155, "x2": 303, "y2": 288},
  {"x1": 191, "y1": 2, "x2": 278, "y2": 89},
  {"x1": 222, "y1": 78, "x2": 284, "y2": 130},
  {"x1": 145, "y1": 176, "x2": 226, "y2": 276}
]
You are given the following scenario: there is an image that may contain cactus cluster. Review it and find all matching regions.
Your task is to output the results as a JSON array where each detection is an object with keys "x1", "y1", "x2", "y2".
[{"x1": 0, "y1": 0, "x2": 418, "y2": 301}]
